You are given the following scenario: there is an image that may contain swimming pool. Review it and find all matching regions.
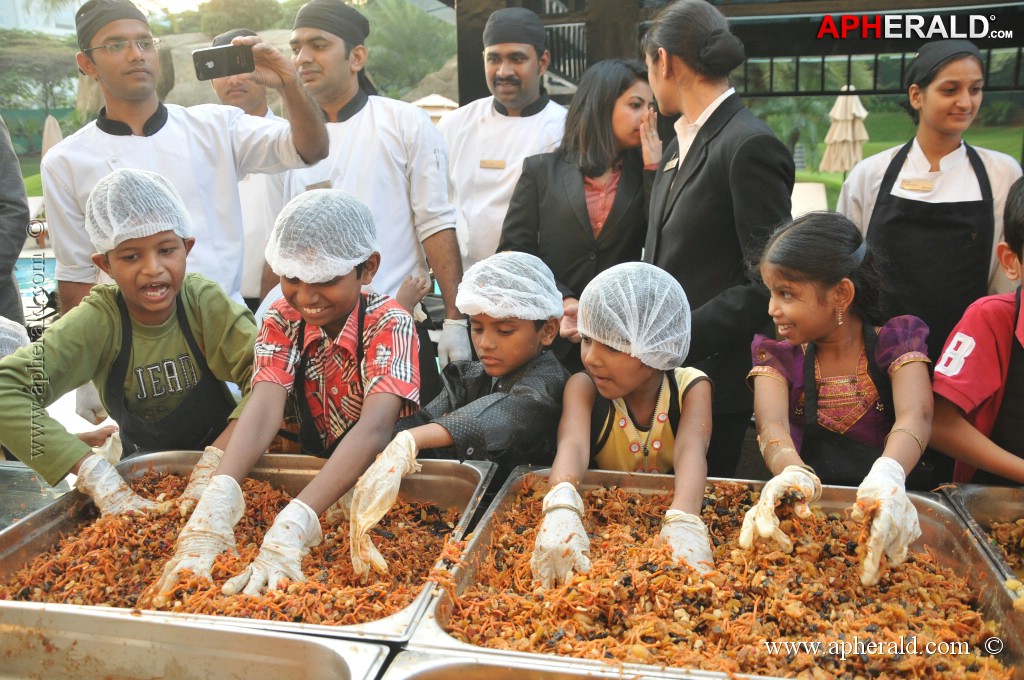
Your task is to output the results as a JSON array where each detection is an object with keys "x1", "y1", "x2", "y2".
[{"x1": 15, "y1": 254, "x2": 58, "y2": 335}]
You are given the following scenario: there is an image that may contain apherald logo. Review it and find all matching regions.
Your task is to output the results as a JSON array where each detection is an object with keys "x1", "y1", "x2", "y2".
[{"x1": 817, "y1": 14, "x2": 1013, "y2": 40}]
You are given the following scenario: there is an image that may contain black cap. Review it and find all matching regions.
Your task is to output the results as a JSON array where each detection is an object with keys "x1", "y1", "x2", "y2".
[
  {"x1": 483, "y1": 7, "x2": 545, "y2": 53},
  {"x1": 294, "y1": 0, "x2": 370, "y2": 47},
  {"x1": 905, "y1": 39, "x2": 982, "y2": 88},
  {"x1": 76, "y1": 0, "x2": 148, "y2": 52},
  {"x1": 212, "y1": 27, "x2": 257, "y2": 48}
]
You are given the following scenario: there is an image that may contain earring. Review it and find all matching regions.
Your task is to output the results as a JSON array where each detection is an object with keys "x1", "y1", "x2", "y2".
[{"x1": 835, "y1": 307, "x2": 844, "y2": 326}]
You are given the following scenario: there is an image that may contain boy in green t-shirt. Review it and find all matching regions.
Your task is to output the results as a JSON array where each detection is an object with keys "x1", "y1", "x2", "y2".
[{"x1": 0, "y1": 168, "x2": 257, "y2": 514}]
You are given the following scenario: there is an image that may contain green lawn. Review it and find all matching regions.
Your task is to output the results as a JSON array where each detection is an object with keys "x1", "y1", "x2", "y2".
[{"x1": 19, "y1": 156, "x2": 41, "y2": 197}]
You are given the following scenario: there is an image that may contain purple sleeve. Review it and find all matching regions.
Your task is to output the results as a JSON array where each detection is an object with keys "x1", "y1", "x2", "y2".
[
  {"x1": 748, "y1": 333, "x2": 802, "y2": 387},
  {"x1": 875, "y1": 315, "x2": 931, "y2": 378}
]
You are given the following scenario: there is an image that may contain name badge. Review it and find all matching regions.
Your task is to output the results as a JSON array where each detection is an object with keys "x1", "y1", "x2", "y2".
[
  {"x1": 305, "y1": 180, "x2": 332, "y2": 191},
  {"x1": 480, "y1": 159, "x2": 506, "y2": 170},
  {"x1": 663, "y1": 157, "x2": 678, "y2": 171},
  {"x1": 899, "y1": 179, "x2": 933, "y2": 192}
]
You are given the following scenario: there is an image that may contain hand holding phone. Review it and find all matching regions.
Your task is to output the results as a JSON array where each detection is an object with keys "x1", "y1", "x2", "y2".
[{"x1": 192, "y1": 44, "x2": 255, "y2": 81}]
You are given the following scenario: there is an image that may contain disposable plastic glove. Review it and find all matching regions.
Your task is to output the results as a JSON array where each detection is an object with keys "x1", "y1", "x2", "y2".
[
  {"x1": 75, "y1": 382, "x2": 107, "y2": 424},
  {"x1": 91, "y1": 430, "x2": 122, "y2": 465},
  {"x1": 852, "y1": 457, "x2": 921, "y2": 587},
  {"x1": 180, "y1": 446, "x2": 225, "y2": 515},
  {"x1": 146, "y1": 475, "x2": 243, "y2": 604},
  {"x1": 350, "y1": 431, "x2": 420, "y2": 578},
  {"x1": 437, "y1": 318, "x2": 471, "y2": 368},
  {"x1": 738, "y1": 464, "x2": 821, "y2": 553},
  {"x1": 323, "y1": 488, "x2": 354, "y2": 526},
  {"x1": 530, "y1": 482, "x2": 591, "y2": 588},
  {"x1": 75, "y1": 453, "x2": 168, "y2": 516},
  {"x1": 660, "y1": 510, "x2": 714, "y2": 573},
  {"x1": 222, "y1": 498, "x2": 323, "y2": 596}
]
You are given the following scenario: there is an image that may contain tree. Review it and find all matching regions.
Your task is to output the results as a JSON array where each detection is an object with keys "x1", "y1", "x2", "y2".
[
  {"x1": 0, "y1": 30, "x2": 78, "y2": 113},
  {"x1": 197, "y1": 0, "x2": 283, "y2": 35},
  {"x1": 361, "y1": 0, "x2": 455, "y2": 99}
]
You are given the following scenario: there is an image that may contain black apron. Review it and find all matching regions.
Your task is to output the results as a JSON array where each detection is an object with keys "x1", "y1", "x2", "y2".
[
  {"x1": 866, "y1": 140, "x2": 994, "y2": 364},
  {"x1": 969, "y1": 287, "x2": 1024, "y2": 486},
  {"x1": 800, "y1": 323, "x2": 932, "y2": 490},
  {"x1": 287, "y1": 296, "x2": 365, "y2": 458},
  {"x1": 105, "y1": 293, "x2": 237, "y2": 456}
]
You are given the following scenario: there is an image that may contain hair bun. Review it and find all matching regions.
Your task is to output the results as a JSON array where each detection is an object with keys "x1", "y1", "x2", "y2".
[{"x1": 698, "y1": 28, "x2": 745, "y2": 76}]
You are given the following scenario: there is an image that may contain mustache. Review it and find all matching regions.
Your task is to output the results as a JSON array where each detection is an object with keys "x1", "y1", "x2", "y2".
[{"x1": 492, "y1": 76, "x2": 521, "y2": 86}]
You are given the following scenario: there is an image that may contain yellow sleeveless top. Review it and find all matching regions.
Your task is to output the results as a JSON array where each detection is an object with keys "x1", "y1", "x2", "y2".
[{"x1": 593, "y1": 367, "x2": 709, "y2": 473}]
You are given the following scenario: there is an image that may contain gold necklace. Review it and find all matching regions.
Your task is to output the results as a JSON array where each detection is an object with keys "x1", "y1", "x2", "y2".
[{"x1": 613, "y1": 376, "x2": 668, "y2": 471}]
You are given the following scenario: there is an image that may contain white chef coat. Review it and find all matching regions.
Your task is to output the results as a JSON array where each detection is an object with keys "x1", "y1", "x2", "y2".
[
  {"x1": 838, "y1": 139, "x2": 1022, "y2": 295},
  {"x1": 267, "y1": 93, "x2": 455, "y2": 299},
  {"x1": 438, "y1": 96, "x2": 566, "y2": 270},
  {"x1": 238, "y1": 110, "x2": 282, "y2": 300},
  {"x1": 41, "y1": 103, "x2": 306, "y2": 301}
]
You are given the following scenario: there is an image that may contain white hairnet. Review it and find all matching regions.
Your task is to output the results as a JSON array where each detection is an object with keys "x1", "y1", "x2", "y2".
[
  {"x1": 0, "y1": 316, "x2": 29, "y2": 357},
  {"x1": 84, "y1": 169, "x2": 192, "y2": 253},
  {"x1": 456, "y1": 251, "x2": 563, "y2": 320},
  {"x1": 265, "y1": 189, "x2": 378, "y2": 283},
  {"x1": 577, "y1": 262, "x2": 691, "y2": 370}
]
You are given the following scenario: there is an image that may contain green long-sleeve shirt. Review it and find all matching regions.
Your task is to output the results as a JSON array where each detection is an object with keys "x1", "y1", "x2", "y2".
[{"x1": 0, "y1": 274, "x2": 256, "y2": 485}]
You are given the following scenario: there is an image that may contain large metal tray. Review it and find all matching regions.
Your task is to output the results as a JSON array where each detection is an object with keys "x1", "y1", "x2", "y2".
[
  {"x1": 408, "y1": 467, "x2": 1023, "y2": 679},
  {"x1": 0, "y1": 451, "x2": 494, "y2": 644},
  {"x1": 0, "y1": 600, "x2": 388, "y2": 680},
  {"x1": 0, "y1": 462, "x2": 70, "y2": 533},
  {"x1": 943, "y1": 484, "x2": 1024, "y2": 584}
]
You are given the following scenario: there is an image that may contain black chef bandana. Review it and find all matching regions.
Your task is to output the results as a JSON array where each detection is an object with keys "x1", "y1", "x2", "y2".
[
  {"x1": 294, "y1": 0, "x2": 370, "y2": 47},
  {"x1": 76, "y1": 0, "x2": 149, "y2": 52},
  {"x1": 905, "y1": 39, "x2": 982, "y2": 88},
  {"x1": 212, "y1": 27, "x2": 257, "y2": 47},
  {"x1": 483, "y1": 7, "x2": 546, "y2": 55}
]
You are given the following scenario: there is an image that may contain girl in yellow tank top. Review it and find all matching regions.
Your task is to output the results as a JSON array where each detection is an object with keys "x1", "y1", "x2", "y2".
[{"x1": 530, "y1": 263, "x2": 715, "y2": 588}]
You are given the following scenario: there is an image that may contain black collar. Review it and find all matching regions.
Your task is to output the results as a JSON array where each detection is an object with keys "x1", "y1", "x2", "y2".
[
  {"x1": 95, "y1": 103, "x2": 169, "y2": 136},
  {"x1": 492, "y1": 93, "x2": 550, "y2": 118},
  {"x1": 324, "y1": 89, "x2": 369, "y2": 123}
]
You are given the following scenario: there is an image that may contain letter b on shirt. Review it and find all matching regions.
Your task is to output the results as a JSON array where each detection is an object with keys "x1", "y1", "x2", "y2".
[{"x1": 935, "y1": 333, "x2": 976, "y2": 377}]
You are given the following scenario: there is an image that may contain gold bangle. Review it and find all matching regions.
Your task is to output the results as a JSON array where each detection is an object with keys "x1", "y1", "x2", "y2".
[
  {"x1": 543, "y1": 503, "x2": 584, "y2": 517},
  {"x1": 885, "y1": 427, "x2": 925, "y2": 455}
]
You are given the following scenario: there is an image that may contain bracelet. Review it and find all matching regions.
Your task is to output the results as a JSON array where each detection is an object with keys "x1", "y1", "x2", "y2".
[
  {"x1": 543, "y1": 502, "x2": 584, "y2": 517},
  {"x1": 885, "y1": 427, "x2": 925, "y2": 454}
]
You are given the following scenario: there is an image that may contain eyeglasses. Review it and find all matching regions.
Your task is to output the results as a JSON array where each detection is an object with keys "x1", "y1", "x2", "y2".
[{"x1": 82, "y1": 38, "x2": 161, "y2": 55}]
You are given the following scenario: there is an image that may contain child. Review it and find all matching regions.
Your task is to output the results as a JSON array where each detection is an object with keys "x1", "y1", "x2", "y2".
[
  {"x1": 348, "y1": 251, "x2": 569, "y2": 577},
  {"x1": 150, "y1": 189, "x2": 420, "y2": 598},
  {"x1": 0, "y1": 169, "x2": 256, "y2": 514},
  {"x1": 739, "y1": 212, "x2": 933, "y2": 587},
  {"x1": 931, "y1": 176, "x2": 1024, "y2": 485},
  {"x1": 530, "y1": 262, "x2": 714, "y2": 588}
]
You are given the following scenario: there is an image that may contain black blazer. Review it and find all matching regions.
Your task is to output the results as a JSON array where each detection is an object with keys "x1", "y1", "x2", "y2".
[
  {"x1": 645, "y1": 94, "x2": 794, "y2": 413},
  {"x1": 499, "y1": 147, "x2": 651, "y2": 300}
]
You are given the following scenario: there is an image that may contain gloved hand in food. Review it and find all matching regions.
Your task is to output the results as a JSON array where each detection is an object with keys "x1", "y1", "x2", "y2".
[
  {"x1": 437, "y1": 318, "x2": 471, "y2": 368},
  {"x1": 75, "y1": 453, "x2": 169, "y2": 516},
  {"x1": 146, "y1": 475, "x2": 243, "y2": 604},
  {"x1": 852, "y1": 456, "x2": 921, "y2": 587},
  {"x1": 323, "y1": 488, "x2": 353, "y2": 526},
  {"x1": 530, "y1": 482, "x2": 591, "y2": 588},
  {"x1": 350, "y1": 431, "x2": 420, "y2": 577},
  {"x1": 180, "y1": 446, "x2": 225, "y2": 515},
  {"x1": 738, "y1": 464, "x2": 821, "y2": 553},
  {"x1": 660, "y1": 510, "x2": 714, "y2": 573},
  {"x1": 75, "y1": 381, "x2": 107, "y2": 425},
  {"x1": 222, "y1": 498, "x2": 323, "y2": 595}
]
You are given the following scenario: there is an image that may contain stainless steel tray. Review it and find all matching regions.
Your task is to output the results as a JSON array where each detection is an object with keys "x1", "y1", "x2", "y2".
[
  {"x1": 943, "y1": 484, "x2": 1024, "y2": 584},
  {"x1": 0, "y1": 451, "x2": 494, "y2": 644},
  {"x1": 408, "y1": 467, "x2": 1023, "y2": 679},
  {"x1": 0, "y1": 461, "x2": 70, "y2": 533},
  {"x1": 0, "y1": 600, "x2": 388, "y2": 680}
]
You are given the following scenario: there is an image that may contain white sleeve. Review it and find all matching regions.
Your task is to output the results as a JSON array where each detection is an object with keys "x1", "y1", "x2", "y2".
[
  {"x1": 41, "y1": 155, "x2": 98, "y2": 284},
  {"x1": 404, "y1": 108, "x2": 456, "y2": 243},
  {"x1": 227, "y1": 107, "x2": 307, "y2": 177}
]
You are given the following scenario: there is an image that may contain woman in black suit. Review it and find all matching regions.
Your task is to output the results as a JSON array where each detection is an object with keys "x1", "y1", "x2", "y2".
[
  {"x1": 642, "y1": 0, "x2": 795, "y2": 477},
  {"x1": 498, "y1": 59, "x2": 660, "y2": 373}
]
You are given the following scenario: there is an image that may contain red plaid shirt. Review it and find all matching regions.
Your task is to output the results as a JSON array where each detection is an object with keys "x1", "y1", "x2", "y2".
[{"x1": 253, "y1": 292, "x2": 420, "y2": 447}]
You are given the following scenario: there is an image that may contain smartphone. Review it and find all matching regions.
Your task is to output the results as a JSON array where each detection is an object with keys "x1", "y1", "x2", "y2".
[{"x1": 192, "y1": 44, "x2": 255, "y2": 81}]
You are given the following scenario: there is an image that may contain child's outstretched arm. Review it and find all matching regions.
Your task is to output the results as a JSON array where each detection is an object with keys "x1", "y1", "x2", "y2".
[
  {"x1": 931, "y1": 396, "x2": 1024, "y2": 483},
  {"x1": 531, "y1": 373, "x2": 595, "y2": 589},
  {"x1": 660, "y1": 378, "x2": 714, "y2": 574}
]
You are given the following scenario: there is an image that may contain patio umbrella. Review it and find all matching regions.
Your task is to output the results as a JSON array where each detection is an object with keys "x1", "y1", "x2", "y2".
[
  {"x1": 819, "y1": 85, "x2": 869, "y2": 174},
  {"x1": 41, "y1": 114, "x2": 63, "y2": 158}
]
